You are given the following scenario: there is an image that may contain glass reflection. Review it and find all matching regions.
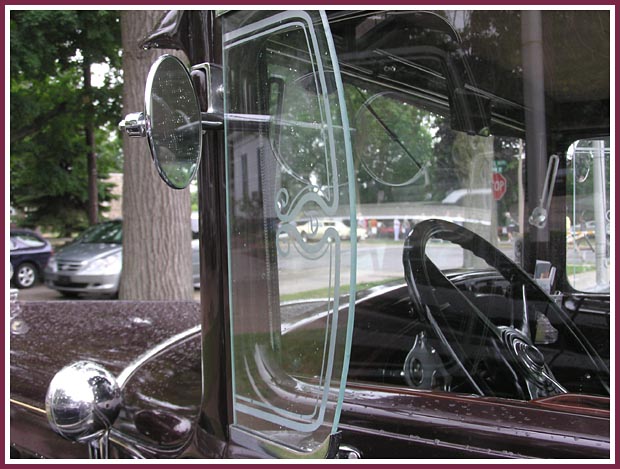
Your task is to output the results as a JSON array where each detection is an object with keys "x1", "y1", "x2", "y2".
[{"x1": 147, "y1": 55, "x2": 202, "y2": 189}]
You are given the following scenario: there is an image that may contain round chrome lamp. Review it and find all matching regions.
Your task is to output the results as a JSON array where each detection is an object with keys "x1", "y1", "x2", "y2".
[{"x1": 45, "y1": 361, "x2": 122, "y2": 458}]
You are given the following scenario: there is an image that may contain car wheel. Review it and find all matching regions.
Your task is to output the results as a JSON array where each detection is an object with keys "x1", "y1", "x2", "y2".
[{"x1": 14, "y1": 262, "x2": 38, "y2": 289}]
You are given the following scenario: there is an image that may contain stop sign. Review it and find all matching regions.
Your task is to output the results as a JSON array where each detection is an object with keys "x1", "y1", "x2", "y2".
[{"x1": 492, "y1": 172, "x2": 507, "y2": 201}]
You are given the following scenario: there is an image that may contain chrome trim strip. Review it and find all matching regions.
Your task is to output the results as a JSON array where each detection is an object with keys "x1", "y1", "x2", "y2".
[
  {"x1": 10, "y1": 398, "x2": 46, "y2": 415},
  {"x1": 11, "y1": 395, "x2": 150, "y2": 459},
  {"x1": 229, "y1": 425, "x2": 332, "y2": 459},
  {"x1": 108, "y1": 431, "x2": 146, "y2": 459},
  {"x1": 116, "y1": 324, "x2": 201, "y2": 389}
]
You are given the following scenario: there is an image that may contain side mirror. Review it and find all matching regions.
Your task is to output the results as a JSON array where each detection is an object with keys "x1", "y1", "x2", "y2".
[
  {"x1": 574, "y1": 152, "x2": 591, "y2": 183},
  {"x1": 119, "y1": 54, "x2": 203, "y2": 189},
  {"x1": 45, "y1": 361, "x2": 122, "y2": 458}
]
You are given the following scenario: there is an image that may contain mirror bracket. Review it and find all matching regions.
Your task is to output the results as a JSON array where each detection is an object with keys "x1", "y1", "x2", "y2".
[
  {"x1": 117, "y1": 57, "x2": 227, "y2": 189},
  {"x1": 192, "y1": 62, "x2": 224, "y2": 130},
  {"x1": 119, "y1": 61, "x2": 224, "y2": 139}
]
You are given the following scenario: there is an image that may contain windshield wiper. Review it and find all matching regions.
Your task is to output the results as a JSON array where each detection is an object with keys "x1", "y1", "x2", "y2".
[{"x1": 356, "y1": 88, "x2": 423, "y2": 170}]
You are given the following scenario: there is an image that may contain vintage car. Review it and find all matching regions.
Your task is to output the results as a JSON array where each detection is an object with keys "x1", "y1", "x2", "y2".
[{"x1": 10, "y1": 9, "x2": 611, "y2": 459}]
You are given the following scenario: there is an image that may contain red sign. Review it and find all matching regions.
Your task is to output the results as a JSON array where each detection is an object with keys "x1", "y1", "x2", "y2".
[{"x1": 492, "y1": 172, "x2": 507, "y2": 201}]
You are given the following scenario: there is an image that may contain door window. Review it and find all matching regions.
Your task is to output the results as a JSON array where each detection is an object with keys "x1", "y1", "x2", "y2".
[
  {"x1": 10, "y1": 233, "x2": 47, "y2": 250},
  {"x1": 565, "y1": 138, "x2": 611, "y2": 292},
  {"x1": 222, "y1": 8, "x2": 609, "y2": 456},
  {"x1": 322, "y1": 9, "x2": 610, "y2": 404},
  {"x1": 222, "y1": 10, "x2": 355, "y2": 456}
]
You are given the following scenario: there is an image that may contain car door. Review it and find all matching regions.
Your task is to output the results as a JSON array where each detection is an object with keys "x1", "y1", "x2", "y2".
[
  {"x1": 220, "y1": 10, "x2": 357, "y2": 458},
  {"x1": 113, "y1": 9, "x2": 609, "y2": 460}
]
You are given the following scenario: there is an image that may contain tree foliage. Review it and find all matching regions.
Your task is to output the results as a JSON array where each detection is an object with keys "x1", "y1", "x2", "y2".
[{"x1": 10, "y1": 10, "x2": 122, "y2": 235}]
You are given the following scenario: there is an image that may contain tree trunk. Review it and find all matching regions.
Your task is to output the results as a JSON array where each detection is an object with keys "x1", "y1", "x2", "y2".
[
  {"x1": 83, "y1": 59, "x2": 98, "y2": 225},
  {"x1": 119, "y1": 10, "x2": 193, "y2": 300}
]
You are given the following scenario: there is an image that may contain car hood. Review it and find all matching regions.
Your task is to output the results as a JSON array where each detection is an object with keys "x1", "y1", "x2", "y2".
[
  {"x1": 54, "y1": 242, "x2": 122, "y2": 262},
  {"x1": 10, "y1": 300, "x2": 201, "y2": 410}
]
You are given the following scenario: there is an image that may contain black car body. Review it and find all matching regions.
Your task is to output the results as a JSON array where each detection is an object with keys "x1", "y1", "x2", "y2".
[
  {"x1": 10, "y1": 9, "x2": 611, "y2": 460},
  {"x1": 9, "y1": 229, "x2": 53, "y2": 289}
]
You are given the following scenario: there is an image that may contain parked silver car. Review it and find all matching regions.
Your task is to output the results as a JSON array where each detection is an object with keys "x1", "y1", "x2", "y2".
[
  {"x1": 45, "y1": 219, "x2": 200, "y2": 297},
  {"x1": 44, "y1": 220, "x2": 123, "y2": 297}
]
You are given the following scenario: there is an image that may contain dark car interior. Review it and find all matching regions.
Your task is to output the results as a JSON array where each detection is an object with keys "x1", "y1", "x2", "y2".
[{"x1": 278, "y1": 10, "x2": 610, "y2": 405}]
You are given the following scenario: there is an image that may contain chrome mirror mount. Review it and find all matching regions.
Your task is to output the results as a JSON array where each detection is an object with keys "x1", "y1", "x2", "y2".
[
  {"x1": 119, "y1": 54, "x2": 204, "y2": 189},
  {"x1": 45, "y1": 361, "x2": 122, "y2": 459}
]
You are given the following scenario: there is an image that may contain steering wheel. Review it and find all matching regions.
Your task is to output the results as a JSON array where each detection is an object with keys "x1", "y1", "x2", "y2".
[{"x1": 402, "y1": 219, "x2": 570, "y2": 400}]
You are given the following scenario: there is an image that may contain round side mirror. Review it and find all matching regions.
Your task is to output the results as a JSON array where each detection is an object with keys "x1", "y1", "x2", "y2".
[
  {"x1": 574, "y1": 152, "x2": 591, "y2": 183},
  {"x1": 45, "y1": 361, "x2": 122, "y2": 443},
  {"x1": 145, "y1": 54, "x2": 202, "y2": 189}
]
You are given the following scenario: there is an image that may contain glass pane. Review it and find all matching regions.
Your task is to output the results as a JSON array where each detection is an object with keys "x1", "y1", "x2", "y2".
[
  {"x1": 352, "y1": 91, "x2": 524, "y2": 290},
  {"x1": 147, "y1": 55, "x2": 202, "y2": 189},
  {"x1": 325, "y1": 10, "x2": 609, "y2": 402},
  {"x1": 222, "y1": 10, "x2": 355, "y2": 455},
  {"x1": 11, "y1": 234, "x2": 46, "y2": 249},
  {"x1": 74, "y1": 220, "x2": 122, "y2": 244},
  {"x1": 566, "y1": 138, "x2": 611, "y2": 292}
]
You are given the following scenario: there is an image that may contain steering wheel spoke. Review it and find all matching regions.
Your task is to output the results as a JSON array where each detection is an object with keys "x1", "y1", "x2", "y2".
[{"x1": 403, "y1": 219, "x2": 568, "y2": 400}]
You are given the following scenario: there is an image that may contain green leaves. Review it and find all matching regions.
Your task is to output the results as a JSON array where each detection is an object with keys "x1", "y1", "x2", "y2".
[{"x1": 10, "y1": 10, "x2": 122, "y2": 235}]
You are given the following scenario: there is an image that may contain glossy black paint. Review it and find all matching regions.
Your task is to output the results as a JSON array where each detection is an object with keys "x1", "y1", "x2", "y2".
[
  {"x1": 337, "y1": 386, "x2": 609, "y2": 459},
  {"x1": 144, "y1": 9, "x2": 234, "y2": 445},
  {"x1": 10, "y1": 301, "x2": 200, "y2": 407},
  {"x1": 10, "y1": 300, "x2": 202, "y2": 458},
  {"x1": 10, "y1": 295, "x2": 609, "y2": 459}
]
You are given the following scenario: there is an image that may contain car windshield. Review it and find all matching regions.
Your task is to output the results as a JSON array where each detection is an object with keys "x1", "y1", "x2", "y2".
[
  {"x1": 10, "y1": 233, "x2": 46, "y2": 249},
  {"x1": 75, "y1": 221, "x2": 122, "y2": 244}
]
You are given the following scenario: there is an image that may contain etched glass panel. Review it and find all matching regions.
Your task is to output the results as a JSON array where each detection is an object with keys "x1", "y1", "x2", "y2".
[{"x1": 222, "y1": 10, "x2": 355, "y2": 456}]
